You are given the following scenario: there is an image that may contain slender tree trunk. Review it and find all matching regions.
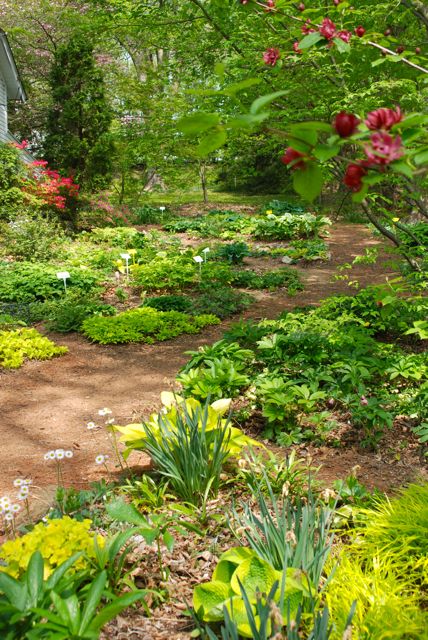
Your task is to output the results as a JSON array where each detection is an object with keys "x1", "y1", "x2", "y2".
[{"x1": 200, "y1": 162, "x2": 208, "y2": 203}]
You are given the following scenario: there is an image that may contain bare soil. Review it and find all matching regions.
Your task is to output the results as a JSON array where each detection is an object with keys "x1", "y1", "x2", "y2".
[{"x1": 0, "y1": 224, "x2": 425, "y2": 505}]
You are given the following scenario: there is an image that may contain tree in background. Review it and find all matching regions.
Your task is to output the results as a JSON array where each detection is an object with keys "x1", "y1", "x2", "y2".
[{"x1": 43, "y1": 33, "x2": 113, "y2": 190}]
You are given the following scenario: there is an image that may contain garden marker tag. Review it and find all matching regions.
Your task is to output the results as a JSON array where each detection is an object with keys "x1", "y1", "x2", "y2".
[
  {"x1": 202, "y1": 247, "x2": 210, "y2": 262},
  {"x1": 120, "y1": 253, "x2": 131, "y2": 276},
  {"x1": 193, "y1": 254, "x2": 203, "y2": 276},
  {"x1": 159, "y1": 206, "x2": 166, "y2": 212},
  {"x1": 56, "y1": 271, "x2": 70, "y2": 292}
]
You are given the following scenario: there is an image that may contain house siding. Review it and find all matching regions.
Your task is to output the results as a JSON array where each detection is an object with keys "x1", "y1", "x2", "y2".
[{"x1": 0, "y1": 74, "x2": 7, "y2": 143}]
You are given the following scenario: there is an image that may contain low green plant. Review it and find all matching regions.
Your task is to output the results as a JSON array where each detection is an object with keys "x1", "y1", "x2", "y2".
[
  {"x1": 214, "y1": 242, "x2": 250, "y2": 264},
  {"x1": 0, "y1": 263, "x2": 100, "y2": 303},
  {"x1": 81, "y1": 307, "x2": 219, "y2": 344},
  {"x1": 131, "y1": 204, "x2": 171, "y2": 224},
  {"x1": 141, "y1": 294, "x2": 193, "y2": 313},
  {"x1": 84, "y1": 226, "x2": 146, "y2": 248},
  {"x1": 231, "y1": 267, "x2": 303, "y2": 293},
  {"x1": 181, "y1": 339, "x2": 254, "y2": 374},
  {"x1": 191, "y1": 286, "x2": 254, "y2": 319},
  {"x1": 253, "y1": 212, "x2": 330, "y2": 241},
  {"x1": 0, "y1": 517, "x2": 103, "y2": 579},
  {"x1": 30, "y1": 296, "x2": 116, "y2": 333},
  {"x1": 119, "y1": 474, "x2": 173, "y2": 511},
  {"x1": 131, "y1": 253, "x2": 197, "y2": 291},
  {"x1": 0, "y1": 328, "x2": 68, "y2": 369},
  {"x1": 177, "y1": 357, "x2": 251, "y2": 400}
]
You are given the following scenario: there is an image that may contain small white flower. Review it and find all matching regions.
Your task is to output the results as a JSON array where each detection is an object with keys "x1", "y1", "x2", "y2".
[
  {"x1": 24, "y1": 479, "x2": 32, "y2": 486},
  {"x1": 95, "y1": 454, "x2": 108, "y2": 465},
  {"x1": 105, "y1": 418, "x2": 115, "y2": 425},
  {"x1": 11, "y1": 503, "x2": 20, "y2": 513},
  {"x1": 13, "y1": 479, "x2": 24, "y2": 487},
  {"x1": 98, "y1": 408, "x2": 112, "y2": 416},
  {"x1": 55, "y1": 449, "x2": 65, "y2": 460},
  {"x1": 4, "y1": 512, "x2": 14, "y2": 521},
  {"x1": 17, "y1": 485, "x2": 29, "y2": 498},
  {"x1": 0, "y1": 496, "x2": 11, "y2": 509},
  {"x1": 65, "y1": 450, "x2": 73, "y2": 458},
  {"x1": 86, "y1": 421, "x2": 97, "y2": 430},
  {"x1": 44, "y1": 450, "x2": 56, "y2": 461}
]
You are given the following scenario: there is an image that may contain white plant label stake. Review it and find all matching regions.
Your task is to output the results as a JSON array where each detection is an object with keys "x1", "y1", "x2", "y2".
[
  {"x1": 56, "y1": 271, "x2": 70, "y2": 292},
  {"x1": 159, "y1": 206, "x2": 166, "y2": 213},
  {"x1": 202, "y1": 247, "x2": 210, "y2": 262},
  {"x1": 120, "y1": 253, "x2": 131, "y2": 277},
  {"x1": 193, "y1": 255, "x2": 203, "y2": 277}
]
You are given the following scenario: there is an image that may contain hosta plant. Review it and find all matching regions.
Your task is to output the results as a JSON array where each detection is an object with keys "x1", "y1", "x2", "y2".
[{"x1": 193, "y1": 547, "x2": 312, "y2": 637}]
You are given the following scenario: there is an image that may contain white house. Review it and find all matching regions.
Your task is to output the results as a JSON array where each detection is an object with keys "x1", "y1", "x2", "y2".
[{"x1": 0, "y1": 29, "x2": 29, "y2": 152}]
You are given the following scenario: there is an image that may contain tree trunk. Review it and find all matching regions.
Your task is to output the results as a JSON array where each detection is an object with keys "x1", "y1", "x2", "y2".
[{"x1": 200, "y1": 162, "x2": 208, "y2": 203}]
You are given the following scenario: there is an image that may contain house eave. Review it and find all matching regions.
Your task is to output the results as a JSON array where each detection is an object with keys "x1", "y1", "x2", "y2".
[{"x1": 0, "y1": 29, "x2": 27, "y2": 102}]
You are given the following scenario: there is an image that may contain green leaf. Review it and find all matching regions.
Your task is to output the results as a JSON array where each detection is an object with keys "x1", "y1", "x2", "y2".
[
  {"x1": 26, "y1": 551, "x2": 44, "y2": 608},
  {"x1": 227, "y1": 113, "x2": 270, "y2": 129},
  {"x1": 222, "y1": 78, "x2": 261, "y2": 97},
  {"x1": 230, "y1": 556, "x2": 278, "y2": 600},
  {"x1": 78, "y1": 570, "x2": 107, "y2": 634},
  {"x1": 163, "y1": 530, "x2": 175, "y2": 552},
  {"x1": 372, "y1": 58, "x2": 386, "y2": 67},
  {"x1": 333, "y1": 38, "x2": 351, "y2": 54},
  {"x1": 287, "y1": 125, "x2": 318, "y2": 147},
  {"x1": 299, "y1": 32, "x2": 323, "y2": 49},
  {"x1": 250, "y1": 90, "x2": 288, "y2": 115},
  {"x1": 293, "y1": 162, "x2": 323, "y2": 202},
  {"x1": 313, "y1": 144, "x2": 340, "y2": 161},
  {"x1": 214, "y1": 62, "x2": 225, "y2": 82},
  {"x1": 193, "y1": 581, "x2": 233, "y2": 621},
  {"x1": 89, "y1": 591, "x2": 146, "y2": 631},
  {"x1": 177, "y1": 113, "x2": 220, "y2": 136},
  {"x1": 106, "y1": 498, "x2": 149, "y2": 526},
  {"x1": 196, "y1": 128, "x2": 227, "y2": 157},
  {"x1": 390, "y1": 161, "x2": 414, "y2": 178},
  {"x1": 413, "y1": 148, "x2": 428, "y2": 165},
  {"x1": 46, "y1": 553, "x2": 83, "y2": 591},
  {"x1": 0, "y1": 573, "x2": 26, "y2": 611}
]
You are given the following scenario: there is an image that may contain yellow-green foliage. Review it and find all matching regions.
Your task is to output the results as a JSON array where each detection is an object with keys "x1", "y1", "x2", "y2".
[
  {"x1": 0, "y1": 328, "x2": 68, "y2": 368},
  {"x1": 325, "y1": 553, "x2": 428, "y2": 639},
  {"x1": 0, "y1": 516, "x2": 104, "y2": 578},
  {"x1": 351, "y1": 483, "x2": 428, "y2": 588}
]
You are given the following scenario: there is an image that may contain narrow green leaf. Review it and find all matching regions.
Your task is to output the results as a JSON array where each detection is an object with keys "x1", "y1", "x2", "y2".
[
  {"x1": 26, "y1": 551, "x2": 44, "y2": 608},
  {"x1": 163, "y1": 530, "x2": 175, "y2": 552},
  {"x1": 196, "y1": 128, "x2": 227, "y2": 157},
  {"x1": 292, "y1": 162, "x2": 323, "y2": 202},
  {"x1": 250, "y1": 90, "x2": 288, "y2": 115},
  {"x1": 227, "y1": 113, "x2": 269, "y2": 129},
  {"x1": 89, "y1": 591, "x2": 146, "y2": 631},
  {"x1": 177, "y1": 113, "x2": 220, "y2": 136},
  {"x1": 413, "y1": 148, "x2": 428, "y2": 165},
  {"x1": 299, "y1": 32, "x2": 323, "y2": 49},
  {"x1": 0, "y1": 573, "x2": 26, "y2": 611},
  {"x1": 78, "y1": 571, "x2": 107, "y2": 634},
  {"x1": 46, "y1": 552, "x2": 83, "y2": 591},
  {"x1": 222, "y1": 78, "x2": 261, "y2": 96}
]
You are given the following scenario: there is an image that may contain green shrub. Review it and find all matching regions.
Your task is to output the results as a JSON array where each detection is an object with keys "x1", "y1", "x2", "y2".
[
  {"x1": 81, "y1": 307, "x2": 220, "y2": 344},
  {"x1": 132, "y1": 254, "x2": 197, "y2": 291},
  {"x1": 0, "y1": 142, "x2": 29, "y2": 221},
  {"x1": 232, "y1": 268, "x2": 303, "y2": 293},
  {"x1": 30, "y1": 296, "x2": 117, "y2": 332},
  {"x1": 141, "y1": 294, "x2": 193, "y2": 313},
  {"x1": 0, "y1": 328, "x2": 68, "y2": 368},
  {"x1": 84, "y1": 226, "x2": 146, "y2": 248},
  {"x1": 0, "y1": 214, "x2": 65, "y2": 262},
  {"x1": 253, "y1": 212, "x2": 330, "y2": 240},
  {"x1": 0, "y1": 263, "x2": 100, "y2": 303},
  {"x1": 131, "y1": 204, "x2": 171, "y2": 224},
  {"x1": 192, "y1": 286, "x2": 254, "y2": 319},
  {"x1": 214, "y1": 242, "x2": 250, "y2": 264}
]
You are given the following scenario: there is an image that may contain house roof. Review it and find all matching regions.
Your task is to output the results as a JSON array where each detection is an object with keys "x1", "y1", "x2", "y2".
[{"x1": 0, "y1": 29, "x2": 26, "y2": 102}]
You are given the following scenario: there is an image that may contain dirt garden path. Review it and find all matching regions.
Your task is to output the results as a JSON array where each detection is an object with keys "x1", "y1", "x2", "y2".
[{"x1": 0, "y1": 224, "x2": 424, "y2": 507}]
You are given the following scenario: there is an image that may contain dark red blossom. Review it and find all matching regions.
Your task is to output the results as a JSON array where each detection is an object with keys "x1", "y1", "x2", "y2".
[
  {"x1": 14, "y1": 139, "x2": 28, "y2": 150},
  {"x1": 355, "y1": 26, "x2": 365, "y2": 37},
  {"x1": 263, "y1": 47, "x2": 280, "y2": 66},
  {"x1": 344, "y1": 163, "x2": 367, "y2": 191},
  {"x1": 365, "y1": 106, "x2": 403, "y2": 131},
  {"x1": 319, "y1": 18, "x2": 337, "y2": 40},
  {"x1": 337, "y1": 30, "x2": 352, "y2": 43},
  {"x1": 281, "y1": 147, "x2": 306, "y2": 170},
  {"x1": 264, "y1": 0, "x2": 275, "y2": 11},
  {"x1": 301, "y1": 20, "x2": 316, "y2": 35},
  {"x1": 364, "y1": 132, "x2": 404, "y2": 165},
  {"x1": 334, "y1": 111, "x2": 360, "y2": 137},
  {"x1": 293, "y1": 41, "x2": 302, "y2": 54}
]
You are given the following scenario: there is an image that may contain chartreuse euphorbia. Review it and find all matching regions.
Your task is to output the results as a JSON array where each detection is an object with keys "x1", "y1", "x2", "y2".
[
  {"x1": 114, "y1": 392, "x2": 262, "y2": 459},
  {"x1": 193, "y1": 547, "x2": 312, "y2": 637}
]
